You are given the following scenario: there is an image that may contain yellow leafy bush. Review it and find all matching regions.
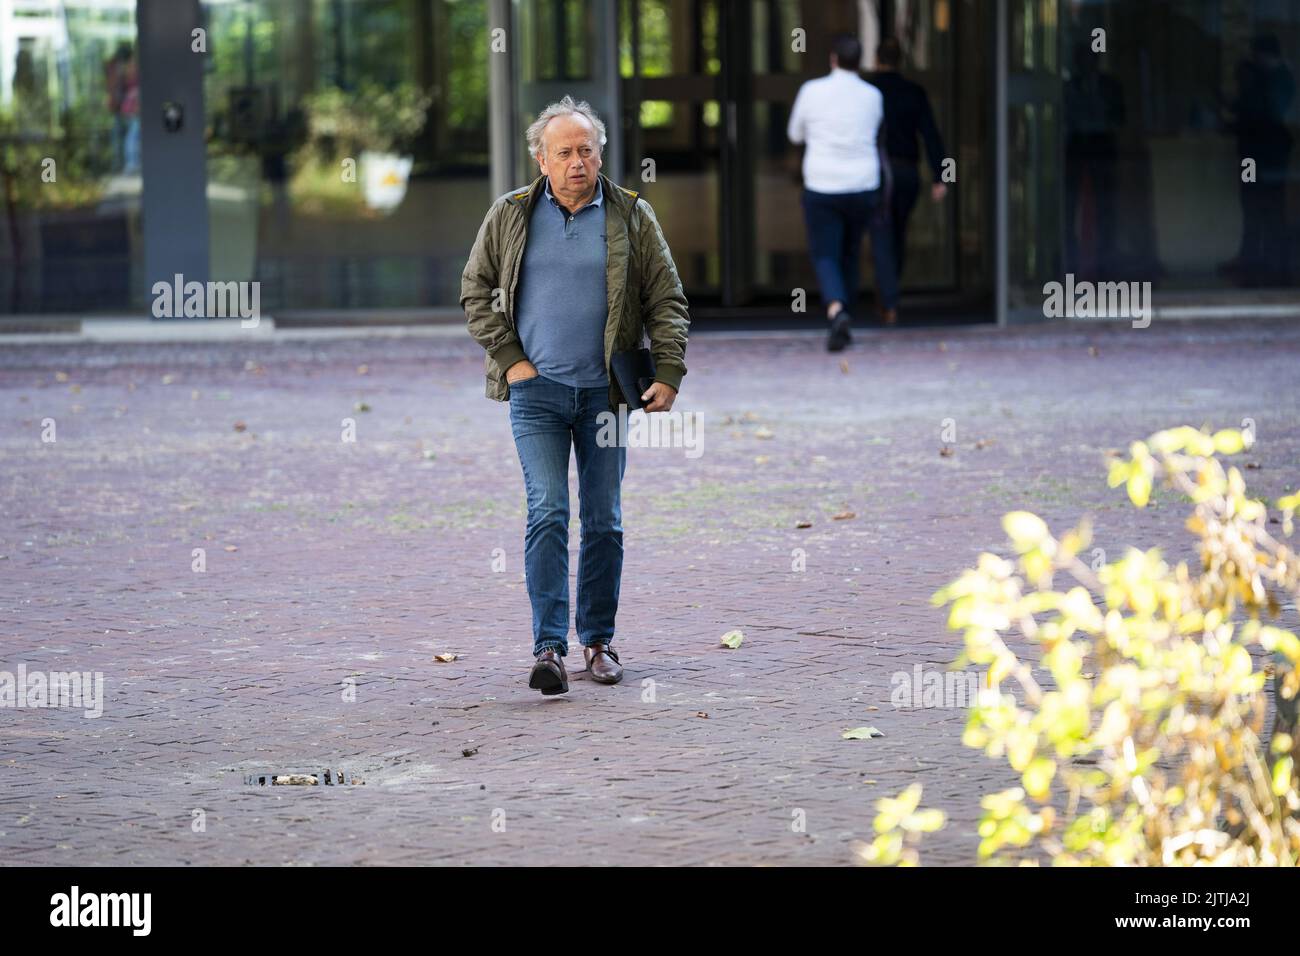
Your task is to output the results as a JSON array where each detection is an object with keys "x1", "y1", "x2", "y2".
[{"x1": 893, "y1": 426, "x2": 1300, "y2": 865}]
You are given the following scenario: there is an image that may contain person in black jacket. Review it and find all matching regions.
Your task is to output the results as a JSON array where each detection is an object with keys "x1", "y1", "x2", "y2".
[
  {"x1": 869, "y1": 38, "x2": 948, "y2": 302},
  {"x1": 1224, "y1": 34, "x2": 1294, "y2": 286}
]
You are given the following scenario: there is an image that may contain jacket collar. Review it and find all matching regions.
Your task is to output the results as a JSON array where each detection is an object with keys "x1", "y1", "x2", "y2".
[{"x1": 509, "y1": 171, "x2": 637, "y2": 219}]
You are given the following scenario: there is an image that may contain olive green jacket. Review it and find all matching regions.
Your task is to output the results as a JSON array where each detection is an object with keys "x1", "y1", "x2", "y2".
[{"x1": 461, "y1": 172, "x2": 690, "y2": 408}]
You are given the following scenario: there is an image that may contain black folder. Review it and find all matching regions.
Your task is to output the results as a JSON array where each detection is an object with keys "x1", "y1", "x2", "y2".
[{"x1": 610, "y1": 347, "x2": 657, "y2": 410}]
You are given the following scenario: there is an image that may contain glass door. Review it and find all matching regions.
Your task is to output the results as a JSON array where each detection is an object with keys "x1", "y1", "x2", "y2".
[
  {"x1": 746, "y1": 0, "x2": 859, "y2": 304},
  {"x1": 618, "y1": 0, "x2": 723, "y2": 300},
  {"x1": 514, "y1": 0, "x2": 622, "y2": 191},
  {"x1": 620, "y1": 0, "x2": 967, "y2": 309},
  {"x1": 1006, "y1": 0, "x2": 1063, "y2": 319}
]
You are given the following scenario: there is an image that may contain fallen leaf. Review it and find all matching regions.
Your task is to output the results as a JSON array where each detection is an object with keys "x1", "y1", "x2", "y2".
[
  {"x1": 224, "y1": 545, "x2": 238, "y2": 552},
  {"x1": 354, "y1": 401, "x2": 371, "y2": 413},
  {"x1": 54, "y1": 371, "x2": 69, "y2": 382},
  {"x1": 695, "y1": 711, "x2": 709, "y2": 719},
  {"x1": 161, "y1": 374, "x2": 177, "y2": 385},
  {"x1": 939, "y1": 446, "x2": 954, "y2": 457},
  {"x1": 795, "y1": 520, "x2": 812, "y2": 529},
  {"x1": 233, "y1": 421, "x2": 247, "y2": 432},
  {"x1": 842, "y1": 726, "x2": 884, "y2": 740},
  {"x1": 357, "y1": 364, "x2": 369, "y2": 375},
  {"x1": 433, "y1": 653, "x2": 458, "y2": 663},
  {"x1": 720, "y1": 630, "x2": 744, "y2": 649},
  {"x1": 753, "y1": 455, "x2": 770, "y2": 465},
  {"x1": 840, "y1": 359, "x2": 850, "y2": 374},
  {"x1": 832, "y1": 511, "x2": 856, "y2": 521},
  {"x1": 974, "y1": 438, "x2": 994, "y2": 449},
  {"x1": 754, "y1": 427, "x2": 774, "y2": 439},
  {"x1": 461, "y1": 747, "x2": 478, "y2": 758}
]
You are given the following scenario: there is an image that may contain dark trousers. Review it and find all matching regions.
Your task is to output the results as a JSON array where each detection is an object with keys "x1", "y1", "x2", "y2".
[
  {"x1": 1237, "y1": 142, "x2": 1292, "y2": 284},
  {"x1": 889, "y1": 162, "x2": 921, "y2": 282},
  {"x1": 801, "y1": 187, "x2": 899, "y2": 312},
  {"x1": 1064, "y1": 134, "x2": 1120, "y2": 276}
]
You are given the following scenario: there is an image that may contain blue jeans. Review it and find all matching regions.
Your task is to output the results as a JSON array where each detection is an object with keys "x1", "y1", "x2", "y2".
[
  {"x1": 801, "y1": 187, "x2": 899, "y2": 312},
  {"x1": 508, "y1": 374, "x2": 626, "y2": 657},
  {"x1": 114, "y1": 114, "x2": 140, "y2": 175}
]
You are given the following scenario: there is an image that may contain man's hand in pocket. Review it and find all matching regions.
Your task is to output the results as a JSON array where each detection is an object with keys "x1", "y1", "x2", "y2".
[{"x1": 506, "y1": 360, "x2": 538, "y2": 384}]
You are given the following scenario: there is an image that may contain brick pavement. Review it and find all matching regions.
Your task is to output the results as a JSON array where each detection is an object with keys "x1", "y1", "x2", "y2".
[{"x1": 2, "y1": 318, "x2": 1298, "y2": 866}]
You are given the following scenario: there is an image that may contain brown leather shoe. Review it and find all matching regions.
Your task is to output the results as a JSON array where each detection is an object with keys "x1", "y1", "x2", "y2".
[
  {"x1": 528, "y1": 650, "x2": 568, "y2": 695},
  {"x1": 583, "y1": 643, "x2": 623, "y2": 684},
  {"x1": 880, "y1": 307, "x2": 898, "y2": 327}
]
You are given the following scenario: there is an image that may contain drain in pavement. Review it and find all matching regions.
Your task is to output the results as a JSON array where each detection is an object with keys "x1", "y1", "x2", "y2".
[{"x1": 244, "y1": 769, "x2": 364, "y2": 786}]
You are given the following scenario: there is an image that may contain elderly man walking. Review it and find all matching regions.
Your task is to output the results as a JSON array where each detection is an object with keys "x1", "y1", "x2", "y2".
[{"x1": 462, "y1": 95, "x2": 690, "y2": 696}]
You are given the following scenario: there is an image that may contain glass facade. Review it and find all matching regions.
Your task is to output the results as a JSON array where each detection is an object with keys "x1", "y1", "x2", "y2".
[
  {"x1": 1, "y1": 0, "x2": 1297, "y2": 318},
  {"x1": 1, "y1": 0, "x2": 141, "y2": 314},
  {"x1": 199, "y1": 0, "x2": 491, "y2": 312},
  {"x1": 1063, "y1": 0, "x2": 1300, "y2": 291},
  {"x1": 1008, "y1": 0, "x2": 1300, "y2": 317}
]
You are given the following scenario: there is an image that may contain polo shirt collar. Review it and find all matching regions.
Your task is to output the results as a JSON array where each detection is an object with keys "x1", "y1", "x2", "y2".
[{"x1": 543, "y1": 176, "x2": 603, "y2": 212}]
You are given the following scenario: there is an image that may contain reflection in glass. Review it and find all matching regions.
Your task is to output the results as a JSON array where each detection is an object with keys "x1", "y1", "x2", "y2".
[
  {"x1": 1, "y1": 0, "x2": 140, "y2": 314},
  {"x1": 1059, "y1": 1, "x2": 1299, "y2": 293},
  {"x1": 201, "y1": 0, "x2": 490, "y2": 311}
]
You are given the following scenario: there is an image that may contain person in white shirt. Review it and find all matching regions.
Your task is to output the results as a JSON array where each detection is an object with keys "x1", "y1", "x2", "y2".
[{"x1": 787, "y1": 34, "x2": 899, "y2": 351}]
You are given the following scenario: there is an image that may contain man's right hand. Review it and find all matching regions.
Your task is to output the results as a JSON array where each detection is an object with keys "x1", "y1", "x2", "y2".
[{"x1": 505, "y1": 360, "x2": 539, "y2": 384}]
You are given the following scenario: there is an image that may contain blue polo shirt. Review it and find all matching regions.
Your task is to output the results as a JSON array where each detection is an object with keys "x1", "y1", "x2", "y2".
[{"x1": 513, "y1": 177, "x2": 609, "y2": 388}]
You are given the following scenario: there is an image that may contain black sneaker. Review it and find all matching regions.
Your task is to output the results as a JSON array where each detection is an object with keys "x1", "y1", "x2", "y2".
[{"x1": 827, "y1": 311, "x2": 853, "y2": 352}]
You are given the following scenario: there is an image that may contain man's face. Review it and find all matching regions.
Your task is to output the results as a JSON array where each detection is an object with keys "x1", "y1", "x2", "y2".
[{"x1": 536, "y1": 113, "x2": 602, "y2": 207}]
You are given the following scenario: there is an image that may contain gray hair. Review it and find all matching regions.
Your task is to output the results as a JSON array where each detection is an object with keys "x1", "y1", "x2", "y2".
[{"x1": 525, "y1": 95, "x2": 607, "y2": 158}]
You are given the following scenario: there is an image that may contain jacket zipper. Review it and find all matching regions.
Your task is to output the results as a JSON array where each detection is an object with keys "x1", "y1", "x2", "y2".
[{"x1": 506, "y1": 206, "x2": 528, "y2": 331}]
